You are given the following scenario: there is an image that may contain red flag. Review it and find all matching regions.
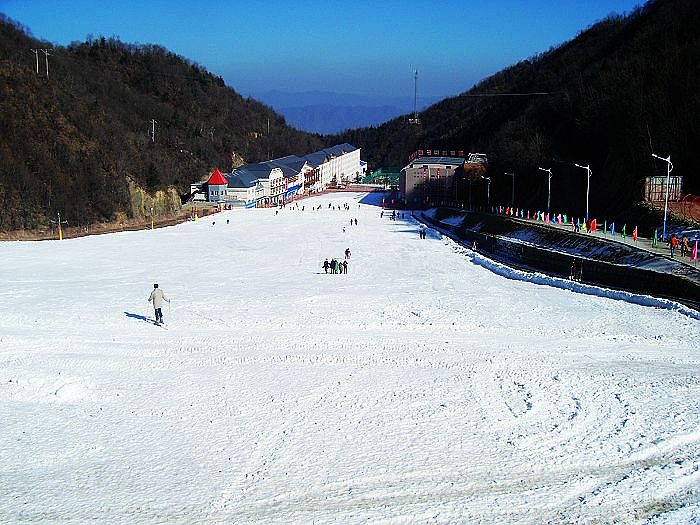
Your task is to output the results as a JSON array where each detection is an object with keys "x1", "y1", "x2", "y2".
[
  {"x1": 590, "y1": 219, "x2": 597, "y2": 232},
  {"x1": 692, "y1": 241, "x2": 698, "y2": 261},
  {"x1": 633, "y1": 226, "x2": 638, "y2": 241}
]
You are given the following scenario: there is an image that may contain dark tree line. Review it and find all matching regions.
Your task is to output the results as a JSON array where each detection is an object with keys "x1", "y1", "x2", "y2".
[
  {"x1": 0, "y1": 15, "x2": 325, "y2": 230},
  {"x1": 333, "y1": 0, "x2": 700, "y2": 223}
]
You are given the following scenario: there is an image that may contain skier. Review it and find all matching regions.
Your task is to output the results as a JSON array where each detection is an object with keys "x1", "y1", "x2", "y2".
[
  {"x1": 345, "y1": 248, "x2": 351, "y2": 259},
  {"x1": 323, "y1": 259, "x2": 330, "y2": 273},
  {"x1": 148, "y1": 283, "x2": 170, "y2": 324},
  {"x1": 342, "y1": 260, "x2": 348, "y2": 274},
  {"x1": 669, "y1": 234, "x2": 679, "y2": 257}
]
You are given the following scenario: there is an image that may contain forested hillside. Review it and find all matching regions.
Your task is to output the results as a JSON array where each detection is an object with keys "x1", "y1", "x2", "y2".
[
  {"x1": 336, "y1": 0, "x2": 700, "y2": 219},
  {"x1": 0, "y1": 15, "x2": 324, "y2": 230}
]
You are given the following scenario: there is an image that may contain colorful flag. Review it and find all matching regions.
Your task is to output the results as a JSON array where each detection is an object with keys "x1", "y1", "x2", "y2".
[
  {"x1": 691, "y1": 241, "x2": 698, "y2": 261},
  {"x1": 622, "y1": 224, "x2": 626, "y2": 238},
  {"x1": 604, "y1": 221, "x2": 607, "y2": 234},
  {"x1": 590, "y1": 219, "x2": 597, "y2": 232},
  {"x1": 653, "y1": 228, "x2": 658, "y2": 248},
  {"x1": 611, "y1": 222, "x2": 615, "y2": 236},
  {"x1": 633, "y1": 226, "x2": 638, "y2": 241}
]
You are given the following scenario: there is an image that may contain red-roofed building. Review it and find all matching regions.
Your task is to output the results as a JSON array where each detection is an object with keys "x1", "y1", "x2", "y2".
[{"x1": 207, "y1": 168, "x2": 228, "y2": 203}]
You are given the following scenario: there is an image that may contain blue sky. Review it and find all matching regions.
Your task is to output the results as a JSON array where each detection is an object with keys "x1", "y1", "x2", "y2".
[{"x1": 2, "y1": 0, "x2": 643, "y2": 99}]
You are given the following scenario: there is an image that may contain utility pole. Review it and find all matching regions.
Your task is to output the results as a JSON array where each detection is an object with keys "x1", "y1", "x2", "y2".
[
  {"x1": 41, "y1": 49, "x2": 52, "y2": 78},
  {"x1": 30, "y1": 49, "x2": 39, "y2": 74},
  {"x1": 150, "y1": 119, "x2": 158, "y2": 142}
]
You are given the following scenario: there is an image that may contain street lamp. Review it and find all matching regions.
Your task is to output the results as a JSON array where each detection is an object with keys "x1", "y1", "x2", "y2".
[
  {"x1": 651, "y1": 153, "x2": 673, "y2": 241},
  {"x1": 482, "y1": 176, "x2": 491, "y2": 210},
  {"x1": 505, "y1": 173, "x2": 515, "y2": 207},
  {"x1": 574, "y1": 163, "x2": 592, "y2": 221},
  {"x1": 468, "y1": 178, "x2": 473, "y2": 210},
  {"x1": 538, "y1": 167, "x2": 552, "y2": 216}
]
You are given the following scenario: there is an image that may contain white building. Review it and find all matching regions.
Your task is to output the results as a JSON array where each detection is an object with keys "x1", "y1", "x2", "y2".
[
  {"x1": 303, "y1": 143, "x2": 364, "y2": 188},
  {"x1": 200, "y1": 143, "x2": 365, "y2": 207}
]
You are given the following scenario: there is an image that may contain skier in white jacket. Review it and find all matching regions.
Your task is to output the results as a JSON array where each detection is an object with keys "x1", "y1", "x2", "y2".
[{"x1": 148, "y1": 283, "x2": 170, "y2": 324}]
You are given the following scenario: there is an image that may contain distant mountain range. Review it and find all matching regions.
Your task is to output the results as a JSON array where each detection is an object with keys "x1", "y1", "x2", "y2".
[{"x1": 251, "y1": 90, "x2": 443, "y2": 134}]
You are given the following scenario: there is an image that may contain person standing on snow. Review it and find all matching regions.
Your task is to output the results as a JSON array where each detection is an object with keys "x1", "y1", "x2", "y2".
[
  {"x1": 323, "y1": 259, "x2": 330, "y2": 273},
  {"x1": 148, "y1": 283, "x2": 170, "y2": 324}
]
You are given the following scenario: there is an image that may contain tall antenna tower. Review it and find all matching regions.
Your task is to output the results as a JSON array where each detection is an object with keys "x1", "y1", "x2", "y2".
[{"x1": 409, "y1": 69, "x2": 421, "y2": 125}]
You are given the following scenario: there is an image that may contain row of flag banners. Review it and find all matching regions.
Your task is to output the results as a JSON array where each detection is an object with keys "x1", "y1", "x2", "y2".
[{"x1": 495, "y1": 206, "x2": 698, "y2": 260}]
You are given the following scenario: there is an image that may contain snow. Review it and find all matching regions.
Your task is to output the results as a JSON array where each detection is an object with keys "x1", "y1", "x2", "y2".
[{"x1": 1, "y1": 191, "x2": 698, "y2": 524}]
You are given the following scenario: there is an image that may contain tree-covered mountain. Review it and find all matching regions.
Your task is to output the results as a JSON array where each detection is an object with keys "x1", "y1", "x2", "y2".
[
  {"x1": 335, "y1": 0, "x2": 699, "y2": 220},
  {"x1": 0, "y1": 14, "x2": 325, "y2": 231}
]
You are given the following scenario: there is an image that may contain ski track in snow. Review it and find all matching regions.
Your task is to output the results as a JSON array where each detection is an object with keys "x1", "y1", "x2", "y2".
[{"x1": 0, "y1": 192, "x2": 699, "y2": 524}]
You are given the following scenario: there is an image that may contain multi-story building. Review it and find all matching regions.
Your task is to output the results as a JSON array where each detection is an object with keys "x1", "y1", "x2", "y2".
[
  {"x1": 400, "y1": 155, "x2": 466, "y2": 209},
  {"x1": 199, "y1": 143, "x2": 364, "y2": 207}
]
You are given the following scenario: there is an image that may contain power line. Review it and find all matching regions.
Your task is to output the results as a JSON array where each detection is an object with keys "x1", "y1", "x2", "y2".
[{"x1": 460, "y1": 91, "x2": 560, "y2": 97}]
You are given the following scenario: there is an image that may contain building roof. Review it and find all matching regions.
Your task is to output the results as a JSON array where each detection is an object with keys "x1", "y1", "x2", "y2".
[
  {"x1": 407, "y1": 156, "x2": 465, "y2": 167},
  {"x1": 207, "y1": 168, "x2": 227, "y2": 186},
  {"x1": 274, "y1": 155, "x2": 309, "y2": 173},
  {"x1": 227, "y1": 169, "x2": 260, "y2": 189},
  {"x1": 323, "y1": 143, "x2": 357, "y2": 157},
  {"x1": 234, "y1": 163, "x2": 279, "y2": 180},
  {"x1": 264, "y1": 160, "x2": 300, "y2": 180},
  {"x1": 302, "y1": 143, "x2": 358, "y2": 167},
  {"x1": 303, "y1": 151, "x2": 329, "y2": 168}
]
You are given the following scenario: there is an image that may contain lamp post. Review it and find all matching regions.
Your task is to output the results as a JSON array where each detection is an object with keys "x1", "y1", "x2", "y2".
[
  {"x1": 574, "y1": 163, "x2": 592, "y2": 221},
  {"x1": 538, "y1": 167, "x2": 552, "y2": 216},
  {"x1": 651, "y1": 153, "x2": 673, "y2": 241},
  {"x1": 468, "y1": 178, "x2": 473, "y2": 210},
  {"x1": 483, "y1": 176, "x2": 491, "y2": 210},
  {"x1": 503, "y1": 173, "x2": 515, "y2": 208},
  {"x1": 505, "y1": 173, "x2": 515, "y2": 207}
]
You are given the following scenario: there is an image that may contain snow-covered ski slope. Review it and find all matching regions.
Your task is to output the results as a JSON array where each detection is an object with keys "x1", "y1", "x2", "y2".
[{"x1": 1, "y1": 192, "x2": 698, "y2": 524}]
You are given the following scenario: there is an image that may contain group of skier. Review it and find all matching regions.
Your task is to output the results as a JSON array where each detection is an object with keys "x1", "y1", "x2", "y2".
[
  {"x1": 323, "y1": 258, "x2": 348, "y2": 274},
  {"x1": 322, "y1": 248, "x2": 351, "y2": 274}
]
